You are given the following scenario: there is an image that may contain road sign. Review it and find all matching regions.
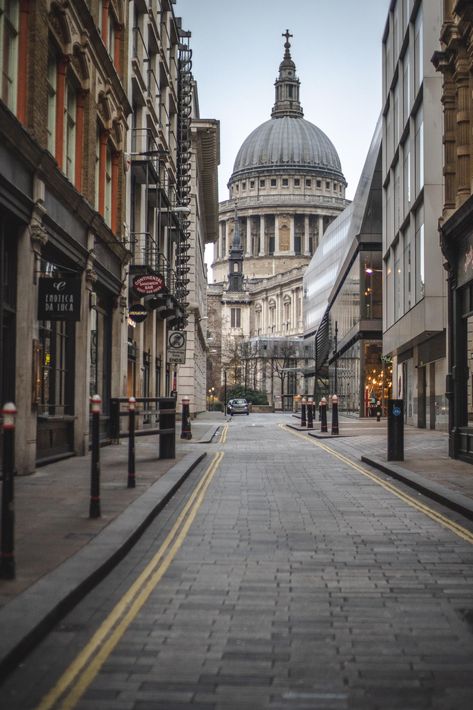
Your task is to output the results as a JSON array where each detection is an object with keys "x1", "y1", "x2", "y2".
[{"x1": 167, "y1": 331, "x2": 187, "y2": 364}]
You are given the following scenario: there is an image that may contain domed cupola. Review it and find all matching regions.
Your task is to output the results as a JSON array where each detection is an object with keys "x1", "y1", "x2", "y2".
[
  {"x1": 228, "y1": 32, "x2": 346, "y2": 188},
  {"x1": 271, "y1": 30, "x2": 303, "y2": 119}
]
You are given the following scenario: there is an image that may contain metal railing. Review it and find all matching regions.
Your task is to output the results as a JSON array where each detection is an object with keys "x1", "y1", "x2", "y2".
[{"x1": 109, "y1": 397, "x2": 176, "y2": 459}]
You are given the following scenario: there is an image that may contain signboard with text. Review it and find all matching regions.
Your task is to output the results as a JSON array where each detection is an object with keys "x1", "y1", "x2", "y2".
[
  {"x1": 167, "y1": 331, "x2": 187, "y2": 364},
  {"x1": 38, "y1": 276, "x2": 81, "y2": 321}
]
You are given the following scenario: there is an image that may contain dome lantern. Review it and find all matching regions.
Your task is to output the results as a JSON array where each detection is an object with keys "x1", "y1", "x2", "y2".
[{"x1": 271, "y1": 30, "x2": 303, "y2": 119}]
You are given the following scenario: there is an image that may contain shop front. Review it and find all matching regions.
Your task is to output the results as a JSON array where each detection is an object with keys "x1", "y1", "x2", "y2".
[{"x1": 441, "y1": 196, "x2": 473, "y2": 461}]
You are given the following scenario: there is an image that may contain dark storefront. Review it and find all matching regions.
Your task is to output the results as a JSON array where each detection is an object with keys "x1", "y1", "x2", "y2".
[{"x1": 441, "y1": 197, "x2": 473, "y2": 462}]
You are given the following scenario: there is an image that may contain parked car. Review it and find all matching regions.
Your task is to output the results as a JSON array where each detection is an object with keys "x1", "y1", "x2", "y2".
[{"x1": 227, "y1": 398, "x2": 250, "y2": 416}]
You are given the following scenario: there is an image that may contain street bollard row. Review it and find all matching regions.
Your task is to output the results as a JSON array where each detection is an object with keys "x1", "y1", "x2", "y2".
[{"x1": 298, "y1": 394, "x2": 339, "y2": 436}]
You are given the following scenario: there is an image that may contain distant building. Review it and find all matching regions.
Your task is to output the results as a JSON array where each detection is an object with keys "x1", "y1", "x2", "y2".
[
  {"x1": 208, "y1": 32, "x2": 348, "y2": 409},
  {"x1": 382, "y1": 0, "x2": 445, "y2": 430}
]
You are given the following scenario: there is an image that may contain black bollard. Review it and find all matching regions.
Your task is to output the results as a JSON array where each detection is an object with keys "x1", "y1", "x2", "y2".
[
  {"x1": 320, "y1": 397, "x2": 328, "y2": 433},
  {"x1": 331, "y1": 394, "x2": 339, "y2": 435},
  {"x1": 300, "y1": 397, "x2": 307, "y2": 427},
  {"x1": 307, "y1": 397, "x2": 314, "y2": 429},
  {"x1": 180, "y1": 397, "x2": 192, "y2": 440},
  {"x1": 376, "y1": 400, "x2": 382, "y2": 422},
  {"x1": 0, "y1": 402, "x2": 16, "y2": 579},
  {"x1": 127, "y1": 397, "x2": 136, "y2": 488},
  {"x1": 89, "y1": 394, "x2": 101, "y2": 519}
]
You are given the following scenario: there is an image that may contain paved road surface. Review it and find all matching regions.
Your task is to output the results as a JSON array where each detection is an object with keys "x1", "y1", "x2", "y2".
[{"x1": 2, "y1": 414, "x2": 473, "y2": 709}]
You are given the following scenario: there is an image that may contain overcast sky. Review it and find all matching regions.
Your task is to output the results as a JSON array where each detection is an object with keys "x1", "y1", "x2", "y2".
[{"x1": 176, "y1": 0, "x2": 390, "y2": 202}]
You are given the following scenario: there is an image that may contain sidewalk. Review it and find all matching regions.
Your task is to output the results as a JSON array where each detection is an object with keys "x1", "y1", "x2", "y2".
[
  {"x1": 0, "y1": 411, "x2": 224, "y2": 680},
  {"x1": 290, "y1": 413, "x2": 473, "y2": 520}
]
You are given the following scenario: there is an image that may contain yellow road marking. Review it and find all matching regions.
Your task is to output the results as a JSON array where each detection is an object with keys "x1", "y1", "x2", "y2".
[
  {"x1": 281, "y1": 424, "x2": 473, "y2": 545},
  {"x1": 37, "y1": 451, "x2": 224, "y2": 710},
  {"x1": 219, "y1": 423, "x2": 228, "y2": 444}
]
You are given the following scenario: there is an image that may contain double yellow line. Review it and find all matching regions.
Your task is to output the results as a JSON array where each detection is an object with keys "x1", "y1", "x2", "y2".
[
  {"x1": 37, "y1": 451, "x2": 224, "y2": 710},
  {"x1": 282, "y1": 424, "x2": 473, "y2": 545}
]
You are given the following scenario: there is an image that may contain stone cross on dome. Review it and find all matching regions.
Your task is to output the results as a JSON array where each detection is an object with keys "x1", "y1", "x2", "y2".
[{"x1": 283, "y1": 29, "x2": 293, "y2": 49}]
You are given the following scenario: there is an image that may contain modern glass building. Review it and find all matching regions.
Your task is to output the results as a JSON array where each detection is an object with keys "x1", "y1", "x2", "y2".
[{"x1": 303, "y1": 118, "x2": 388, "y2": 416}]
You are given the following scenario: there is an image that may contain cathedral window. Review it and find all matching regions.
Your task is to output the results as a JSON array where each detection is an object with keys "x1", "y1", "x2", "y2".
[
  {"x1": 271, "y1": 178, "x2": 277, "y2": 187},
  {"x1": 231, "y1": 307, "x2": 241, "y2": 328},
  {"x1": 260, "y1": 179, "x2": 265, "y2": 187},
  {"x1": 326, "y1": 181, "x2": 330, "y2": 189},
  {"x1": 306, "y1": 179, "x2": 311, "y2": 187},
  {"x1": 242, "y1": 181, "x2": 246, "y2": 190},
  {"x1": 294, "y1": 178, "x2": 300, "y2": 187},
  {"x1": 250, "y1": 180, "x2": 255, "y2": 188},
  {"x1": 282, "y1": 178, "x2": 288, "y2": 187},
  {"x1": 316, "y1": 179, "x2": 321, "y2": 188}
]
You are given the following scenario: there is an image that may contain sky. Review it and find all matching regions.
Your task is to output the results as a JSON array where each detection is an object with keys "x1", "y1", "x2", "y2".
[{"x1": 175, "y1": 0, "x2": 390, "y2": 266}]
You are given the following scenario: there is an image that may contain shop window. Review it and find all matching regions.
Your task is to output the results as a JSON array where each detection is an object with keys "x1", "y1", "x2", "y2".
[
  {"x1": 38, "y1": 319, "x2": 74, "y2": 416},
  {"x1": 0, "y1": 0, "x2": 19, "y2": 112}
]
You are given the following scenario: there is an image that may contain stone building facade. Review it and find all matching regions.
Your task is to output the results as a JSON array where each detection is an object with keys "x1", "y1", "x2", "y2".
[
  {"x1": 208, "y1": 32, "x2": 348, "y2": 408},
  {"x1": 0, "y1": 0, "x2": 130, "y2": 472},
  {"x1": 433, "y1": 0, "x2": 473, "y2": 460}
]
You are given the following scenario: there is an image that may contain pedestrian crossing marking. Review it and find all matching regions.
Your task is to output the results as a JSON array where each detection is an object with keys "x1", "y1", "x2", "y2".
[
  {"x1": 36, "y1": 451, "x2": 224, "y2": 710},
  {"x1": 281, "y1": 424, "x2": 473, "y2": 546}
]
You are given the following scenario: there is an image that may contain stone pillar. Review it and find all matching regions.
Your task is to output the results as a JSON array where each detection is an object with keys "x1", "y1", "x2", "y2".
[
  {"x1": 290, "y1": 215, "x2": 295, "y2": 254},
  {"x1": 304, "y1": 215, "x2": 310, "y2": 255},
  {"x1": 259, "y1": 214, "x2": 265, "y2": 255},
  {"x1": 318, "y1": 215, "x2": 324, "y2": 244},
  {"x1": 274, "y1": 214, "x2": 280, "y2": 254},
  {"x1": 456, "y1": 64, "x2": 471, "y2": 206},
  {"x1": 246, "y1": 217, "x2": 252, "y2": 257}
]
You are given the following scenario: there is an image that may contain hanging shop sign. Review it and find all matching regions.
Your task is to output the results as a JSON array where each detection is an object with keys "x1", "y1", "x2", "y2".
[
  {"x1": 37, "y1": 276, "x2": 81, "y2": 321},
  {"x1": 132, "y1": 274, "x2": 165, "y2": 296},
  {"x1": 167, "y1": 330, "x2": 187, "y2": 364},
  {"x1": 128, "y1": 303, "x2": 148, "y2": 323}
]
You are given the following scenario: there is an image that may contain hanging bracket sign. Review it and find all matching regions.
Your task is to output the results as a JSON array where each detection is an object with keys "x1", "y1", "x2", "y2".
[
  {"x1": 37, "y1": 276, "x2": 81, "y2": 321},
  {"x1": 132, "y1": 274, "x2": 165, "y2": 296}
]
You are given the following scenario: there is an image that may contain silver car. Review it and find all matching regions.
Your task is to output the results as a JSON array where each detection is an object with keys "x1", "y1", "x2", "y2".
[{"x1": 227, "y1": 398, "x2": 250, "y2": 416}]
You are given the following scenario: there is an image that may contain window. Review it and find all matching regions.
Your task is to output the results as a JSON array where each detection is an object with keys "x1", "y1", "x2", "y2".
[
  {"x1": 415, "y1": 206, "x2": 424, "y2": 302},
  {"x1": 403, "y1": 50, "x2": 410, "y2": 123},
  {"x1": 403, "y1": 135, "x2": 411, "y2": 213},
  {"x1": 230, "y1": 307, "x2": 241, "y2": 328},
  {"x1": 260, "y1": 179, "x2": 265, "y2": 187},
  {"x1": 250, "y1": 180, "x2": 254, "y2": 188},
  {"x1": 415, "y1": 106, "x2": 424, "y2": 194},
  {"x1": 271, "y1": 178, "x2": 277, "y2": 187},
  {"x1": 414, "y1": 7, "x2": 423, "y2": 93},
  {"x1": 242, "y1": 181, "x2": 246, "y2": 190},
  {"x1": 47, "y1": 52, "x2": 57, "y2": 154},
  {"x1": 403, "y1": 223, "x2": 412, "y2": 312},
  {"x1": 64, "y1": 76, "x2": 77, "y2": 181},
  {"x1": 306, "y1": 179, "x2": 311, "y2": 187},
  {"x1": 316, "y1": 179, "x2": 321, "y2": 188},
  {"x1": 104, "y1": 143, "x2": 112, "y2": 226},
  {"x1": 326, "y1": 181, "x2": 330, "y2": 189},
  {"x1": 282, "y1": 178, "x2": 288, "y2": 187},
  {"x1": 294, "y1": 178, "x2": 300, "y2": 187},
  {"x1": 394, "y1": 241, "x2": 402, "y2": 321},
  {"x1": 95, "y1": 125, "x2": 100, "y2": 210},
  {"x1": 0, "y1": 0, "x2": 19, "y2": 112}
]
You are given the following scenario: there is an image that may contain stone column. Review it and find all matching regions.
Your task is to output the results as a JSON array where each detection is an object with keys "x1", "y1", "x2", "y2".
[
  {"x1": 318, "y1": 215, "x2": 325, "y2": 252},
  {"x1": 246, "y1": 217, "x2": 252, "y2": 257},
  {"x1": 274, "y1": 214, "x2": 280, "y2": 254},
  {"x1": 304, "y1": 215, "x2": 310, "y2": 255},
  {"x1": 259, "y1": 215, "x2": 265, "y2": 255},
  {"x1": 290, "y1": 215, "x2": 295, "y2": 254}
]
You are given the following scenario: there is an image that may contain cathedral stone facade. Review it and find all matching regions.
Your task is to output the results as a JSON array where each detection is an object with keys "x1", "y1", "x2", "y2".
[{"x1": 208, "y1": 32, "x2": 349, "y2": 409}]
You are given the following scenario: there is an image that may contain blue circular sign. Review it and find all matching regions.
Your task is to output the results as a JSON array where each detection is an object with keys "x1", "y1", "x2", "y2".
[{"x1": 392, "y1": 406, "x2": 401, "y2": 416}]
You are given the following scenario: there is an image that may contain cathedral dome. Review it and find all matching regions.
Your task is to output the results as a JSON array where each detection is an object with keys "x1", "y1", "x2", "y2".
[
  {"x1": 228, "y1": 30, "x2": 345, "y2": 187},
  {"x1": 230, "y1": 116, "x2": 344, "y2": 183}
]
